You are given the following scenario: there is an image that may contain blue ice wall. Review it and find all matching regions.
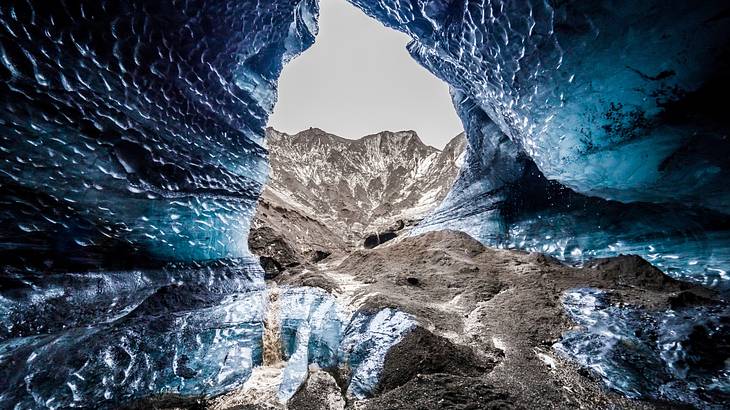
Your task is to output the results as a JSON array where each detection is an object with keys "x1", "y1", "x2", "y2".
[
  {"x1": 554, "y1": 288, "x2": 730, "y2": 408},
  {"x1": 0, "y1": 0, "x2": 318, "y2": 266},
  {"x1": 0, "y1": 0, "x2": 319, "y2": 407},
  {"x1": 351, "y1": 0, "x2": 730, "y2": 212},
  {"x1": 346, "y1": 0, "x2": 730, "y2": 287},
  {"x1": 1, "y1": 0, "x2": 730, "y2": 407}
]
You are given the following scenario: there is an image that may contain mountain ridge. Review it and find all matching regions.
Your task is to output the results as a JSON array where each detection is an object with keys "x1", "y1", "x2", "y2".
[
  {"x1": 268, "y1": 127, "x2": 443, "y2": 151},
  {"x1": 249, "y1": 127, "x2": 466, "y2": 274}
]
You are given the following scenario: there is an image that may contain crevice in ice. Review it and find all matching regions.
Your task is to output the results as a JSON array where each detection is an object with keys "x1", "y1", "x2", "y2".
[
  {"x1": 264, "y1": 287, "x2": 284, "y2": 366},
  {"x1": 209, "y1": 285, "x2": 416, "y2": 408}
]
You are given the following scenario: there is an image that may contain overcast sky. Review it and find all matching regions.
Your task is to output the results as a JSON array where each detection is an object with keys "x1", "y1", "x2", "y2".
[{"x1": 267, "y1": 0, "x2": 463, "y2": 149}]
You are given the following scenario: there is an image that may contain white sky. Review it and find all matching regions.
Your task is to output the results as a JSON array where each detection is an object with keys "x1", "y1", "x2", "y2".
[{"x1": 267, "y1": 0, "x2": 463, "y2": 149}]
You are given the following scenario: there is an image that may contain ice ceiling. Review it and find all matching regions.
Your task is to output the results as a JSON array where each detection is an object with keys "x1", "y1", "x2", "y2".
[{"x1": 0, "y1": 0, "x2": 728, "y2": 407}]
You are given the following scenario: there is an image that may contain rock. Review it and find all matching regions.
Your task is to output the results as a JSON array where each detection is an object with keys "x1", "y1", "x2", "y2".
[
  {"x1": 363, "y1": 219, "x2": 422, "y2": 249},
  {"x1": 247, "y1": 226, "x2": 302, "y2": 278},
  {"x1": 668, "y1": 289, "x2": 716, "y2": 310},
  {"x1": 259, "y1": 256, "x2": 286, "y2": 279},
  {"x1": 363, "y1": 231, "x2": 398, "y2": 249},
  {"x1": 376, "y1": 326, "x2": 496, "y2": 394},
  {"x1": 122, "y1": 231, "x2": 723, "y2": 410},
  {"x1": 288, "y1": 366, "x2": 345, "y2": 410},
  {"x1": 310, "y1": 250, "x2": 331, "y2": 263},
  {"x1": 262, "y1": 128, "x2": 465, "y2": 249},
  {"x1": 328, "y1": 231, "x2": 722, "y2": 409},
  {"x1": 363, "y1": 374, "x2": 515, "y2": 410},
  {"x1": 586, "y1": 254, "x2": 682, "y2": 290},
  {"x1": 275, "y1": 266, "x2": 341, "y2": 294}
]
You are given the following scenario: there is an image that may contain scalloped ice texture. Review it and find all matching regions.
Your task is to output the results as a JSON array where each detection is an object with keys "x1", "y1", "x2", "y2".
[
  {"x1": 350, "y1": 0, "x2": 730, "y2": 289},
  {"x1": 1, "y1": 0, "x2": 730, "y2": 408},
  {"x1": 555, "y1": 288, "x2": 730, "y2": 407},
  {"x1": 0, "y1": 0, "x2": 320, "y2": 407},
  {"x1": 0, "y1": 0, "x2": 318, "y2": 266},
  {"x1": 350, "y1": 0, "x2": 730, "y2": 211}
]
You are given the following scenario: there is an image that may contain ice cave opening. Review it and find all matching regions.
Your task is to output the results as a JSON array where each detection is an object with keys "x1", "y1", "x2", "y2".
[
  {"x1": 257, "y1": 0, "x2": 467, "y2": 260},
  {"x1": 0, "y1": 0, "x2": 729, "y2": 409}
]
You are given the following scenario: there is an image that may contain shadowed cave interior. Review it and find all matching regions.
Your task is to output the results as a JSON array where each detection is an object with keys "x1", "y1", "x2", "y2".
[{"x1": 0, "y1": 0, "x2": 729, "y2": 409}]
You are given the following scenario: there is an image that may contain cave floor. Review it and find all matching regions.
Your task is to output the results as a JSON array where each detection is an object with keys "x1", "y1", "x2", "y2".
[{"x1": 182, "y1": 229, "x2": 716, "y2": 410}]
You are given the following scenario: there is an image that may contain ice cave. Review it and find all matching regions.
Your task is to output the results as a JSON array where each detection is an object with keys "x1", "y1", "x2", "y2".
[{"x1": 0, "y1": 0, "x2": 728, "y2": 409}]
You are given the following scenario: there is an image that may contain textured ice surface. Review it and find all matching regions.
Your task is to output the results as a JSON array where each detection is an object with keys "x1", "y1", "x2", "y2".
[
  {"x1": 338, "y1": 309, "x2": 416, "y2": 398},
  {"x1": 1, "y1": 0, "x2": 730, "y2": 407},
  {"x1": 0, "y1": 0, "x2": 318, "y2": 406},
  {"x1": 0, "y1": 261, "x2": 268, "y2": 408},
  {"x1": 0, "y1": 0, "x2": 318, "y2": 264},
  {"x1": 555, "y1": 288, "x2": 730, "y2": 408},
  {"x1": 350, "y1": 0, "x2": 730, "y2": 211},
  {"x1": 278, "y1": 321, "x2": 311, "y2": 402},
  {"x1": 276, "y1": 287, "x2": 415, "y2": 401}
]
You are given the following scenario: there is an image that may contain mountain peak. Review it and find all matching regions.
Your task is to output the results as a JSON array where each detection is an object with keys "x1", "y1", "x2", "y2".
[
  {"x1": 260, "y1": 127, "x2": 466, "y2": 244},
  {"x1": 267, "y1": 127, "x2": 448, "y2": 151}
]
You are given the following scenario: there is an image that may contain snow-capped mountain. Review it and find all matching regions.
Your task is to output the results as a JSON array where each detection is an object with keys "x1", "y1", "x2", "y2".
[{"x1": 251, "y1": 127, "x2": 466, "y2": 257}]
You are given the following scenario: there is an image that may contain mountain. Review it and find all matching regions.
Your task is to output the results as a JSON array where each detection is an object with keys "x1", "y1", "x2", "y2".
[{"x1": 249, "y1": 127, "x2": 466, "y2": 274}]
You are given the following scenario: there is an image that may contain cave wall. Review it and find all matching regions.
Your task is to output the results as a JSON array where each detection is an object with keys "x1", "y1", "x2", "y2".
[
  {"x1": 345, "y1": 0, "x2": 730, "y2": 286},
  {"x1": 0, "y1": 0, "x2": 318, "y2": 268}
]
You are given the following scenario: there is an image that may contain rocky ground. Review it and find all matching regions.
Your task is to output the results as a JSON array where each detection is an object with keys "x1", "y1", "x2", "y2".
[
  {"x1": 273, "y1": 230, "x2": 717, "y2": 410},
  {"x1": 128, "y1": 230, "x2": 720, "y2": 410},
  {"x1": 125, "y1": 130, "x2": 724, "y2": 409}
]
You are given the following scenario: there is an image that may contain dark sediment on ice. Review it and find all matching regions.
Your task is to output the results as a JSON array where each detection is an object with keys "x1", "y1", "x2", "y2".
[
  {"x1": 374, "y1": 326, "x2": 497, "y2": 395},
  {"x1": 126, "y1": 230, "x2": 722, "y2": 409},
  {"x1": 327, "y1": 230, "x2": 718, "y2": 409}
]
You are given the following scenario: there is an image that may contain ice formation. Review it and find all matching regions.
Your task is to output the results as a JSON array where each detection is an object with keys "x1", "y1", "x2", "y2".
[
  {"x1": 555, "y1": 288, "x2": 729, "y2": 408},
  {"x1": 276, "y1": 287, "x2": 415, "y2": 402},
  {"x1": 1, "y1": 0, "x2": 729, "y2": 407}
]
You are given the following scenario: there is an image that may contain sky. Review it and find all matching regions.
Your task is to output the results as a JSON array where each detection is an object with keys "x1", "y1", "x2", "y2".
[{"x1": 267, "y1": 0, "x2": 463, "y2": 149}]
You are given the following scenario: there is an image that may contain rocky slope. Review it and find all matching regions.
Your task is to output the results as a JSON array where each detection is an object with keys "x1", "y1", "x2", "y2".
[
  {"x1": 272, "y1": 231, "x2": 723, "y2": 409},
  {"x1": 249, "y1": 128, "x2": 466, "y2": 276},
  {"x1": 129, "y1": 231, "x2": 723, "y2": 410}
]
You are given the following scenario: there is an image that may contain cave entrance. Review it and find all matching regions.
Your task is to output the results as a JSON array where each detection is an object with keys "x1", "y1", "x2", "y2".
[{"x1": 252, "y1": 0, "x2": 465, "y2": 276}]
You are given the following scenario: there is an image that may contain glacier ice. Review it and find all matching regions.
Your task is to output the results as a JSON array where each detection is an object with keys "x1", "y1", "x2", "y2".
[
  {"x1": 276, "y1": 287, "x2": 416, "y2": 401},
  {"x1": 0, "y1": 0, "x2": 318, "y2": 265},
  {"x1": 0, "y1": 0, "x2": 319, "y2": 406},
  {"x1": 555, "y1": 288, "x2": 730, "y2": 408},
  {"x1": 1, "y1": 0, "x2": 729, "y2": 407},
  {"x1": 278, "y1": 321, "x2": 311, "y2": 402},
  {"x1": 338, "y1": 308, "x2": 416, "y2": 398},
  {"x1": 0, "y1": 264, "x2": 268, "y2": 408},
  {"x1": 350, "y1": 0, "x2": 730, "y2": 211}
]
